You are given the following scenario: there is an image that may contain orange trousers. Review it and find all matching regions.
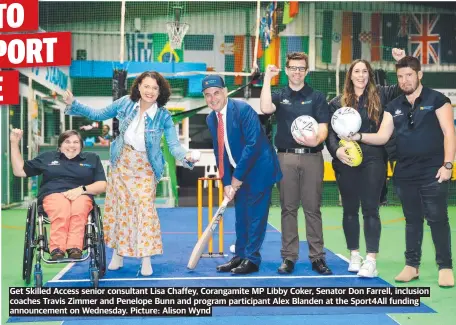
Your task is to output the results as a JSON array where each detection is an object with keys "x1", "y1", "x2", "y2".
[{"x1": 43, "y1": 193, "x2": 93, "y2": 252}]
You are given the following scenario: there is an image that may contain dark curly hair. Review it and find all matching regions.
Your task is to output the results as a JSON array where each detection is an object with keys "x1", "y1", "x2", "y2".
[
  {"x1": 129, "y1": 71, "x2": 171, "y2": 107},
  {"x1": 58, "y1": 130, "x2": 84, "y2": 150}
]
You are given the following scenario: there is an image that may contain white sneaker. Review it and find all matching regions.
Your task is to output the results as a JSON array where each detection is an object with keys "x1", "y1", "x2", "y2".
[
  {"x1": 348, "y1": 253, "x2": 363, "y2": 272},
  {"x1": 141, "y1": 257, "x2": 153, "y2": 276},
  {"x1": 108, "y1": 250, "x2": 124, "y2": 270},
  {"x1": 357, "y1": 259, "x2": 378, "y2": 278}
]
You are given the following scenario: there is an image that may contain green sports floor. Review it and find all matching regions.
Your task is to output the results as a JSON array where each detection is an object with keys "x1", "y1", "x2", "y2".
[{"x1": 2, "y1": 206, "x2": 455, "y2": 325}]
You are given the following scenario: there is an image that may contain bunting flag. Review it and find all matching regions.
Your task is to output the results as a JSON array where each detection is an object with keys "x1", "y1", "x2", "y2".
[
  {"x1": 289, "y1": 1, "x2": 299, "y2": 18},
  {"x1": 282, "y1": 2, "x2": 299, "y2": 25},
  {"x1": 260, "y1": 2, "x2": 278, "y2": 48},
  {"x1": 283, "y1": 2, "x2": 293, "y2": 25},
  {"x1": 126, "y1": 33, "x2": 153, "y2": 62}
]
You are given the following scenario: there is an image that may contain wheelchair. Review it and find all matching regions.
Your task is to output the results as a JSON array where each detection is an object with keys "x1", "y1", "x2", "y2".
[{"x1": 22, "y1": 200, "x2": 106, "y2": 288}]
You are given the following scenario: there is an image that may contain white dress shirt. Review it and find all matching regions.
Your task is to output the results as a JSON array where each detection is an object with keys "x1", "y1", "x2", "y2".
[
  {"x1": 217, "y1": 104, "x2": 237, "y2": 168},
  {"x1": 124, "y1": 100, "x2": 157, "y2": 152}
]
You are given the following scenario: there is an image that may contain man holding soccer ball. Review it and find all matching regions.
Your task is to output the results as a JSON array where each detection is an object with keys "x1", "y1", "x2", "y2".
[{"x1": 260, "y1": 52, "x2": 332, "y2": 275}]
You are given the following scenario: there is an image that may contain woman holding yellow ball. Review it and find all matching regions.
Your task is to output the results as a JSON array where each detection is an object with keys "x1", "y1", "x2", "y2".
[{"x1": 325, "y1": 48, "x2": 405, "y2": 278}]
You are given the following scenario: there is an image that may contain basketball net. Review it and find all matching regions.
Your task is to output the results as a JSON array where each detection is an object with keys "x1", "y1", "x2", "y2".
[{"x1": 166, "y1": 21, "x2": 189, "y2": 50}]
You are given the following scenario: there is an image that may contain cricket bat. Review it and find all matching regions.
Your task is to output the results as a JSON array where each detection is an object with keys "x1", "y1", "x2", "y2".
[{"x1": 187, "y1": 197, "x2": 230, "y2": 270}]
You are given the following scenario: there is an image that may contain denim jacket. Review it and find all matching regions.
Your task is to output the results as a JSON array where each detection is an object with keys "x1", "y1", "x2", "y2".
[{"x1": 65, "y1": 95, "x2": 193, "y2": 184}]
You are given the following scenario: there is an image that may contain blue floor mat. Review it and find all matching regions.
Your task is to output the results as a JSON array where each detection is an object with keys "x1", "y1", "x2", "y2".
[{"x1": 8, "y1": 208, "x2": 433, "y2": 323}]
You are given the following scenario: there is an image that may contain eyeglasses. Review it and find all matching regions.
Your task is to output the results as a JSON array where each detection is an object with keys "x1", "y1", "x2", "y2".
[
  {"x1": 407, "y1": 111, "x2": 414, "y2": 129},
  {"x1": 287, "y1": 66, "x2": 307, "y2": 72}
]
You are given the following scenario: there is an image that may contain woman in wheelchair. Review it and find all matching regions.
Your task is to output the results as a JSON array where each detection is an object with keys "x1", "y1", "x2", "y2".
[{"x1": 10, "y1": 129, "x2": 107, "y2": 261}]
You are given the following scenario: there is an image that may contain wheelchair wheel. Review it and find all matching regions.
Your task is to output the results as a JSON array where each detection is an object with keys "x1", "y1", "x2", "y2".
[
  {"x1": 93, "y1": 206, "x2": 106, "y2": 278},
  {"x1": 34, "y1": 271, "x2": 43, "y2": 288},
  {"x1": 23, "y1": 202, "x2": 36, "y2": 285},
  {"x1": 90, "y1": 269, "x2": 99, "y2": 288}
]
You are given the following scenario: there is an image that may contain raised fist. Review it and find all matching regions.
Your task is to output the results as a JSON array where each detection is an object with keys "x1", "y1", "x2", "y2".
[
  {"x1": 265, "y1": 64, "x2": 280, "y2": 80},
  {"x1": 10, "y1": 128, "x2": 23, "y2": 144}
]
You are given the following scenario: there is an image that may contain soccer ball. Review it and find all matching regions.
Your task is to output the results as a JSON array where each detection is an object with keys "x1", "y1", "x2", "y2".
[
  {"x1": 331, "y1": 107, "x2": 362, "y2": 138},
  {"x1": 339, "y1": 139, "x2": 363, "y2": 167},
  {"x1": 291, "y1": 115, "x2": 319, "y2": 143}
]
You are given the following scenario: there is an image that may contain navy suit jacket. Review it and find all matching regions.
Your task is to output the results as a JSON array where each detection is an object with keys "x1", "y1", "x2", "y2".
[{"x1": 207, "y1": 98, "x2": 282, "y2": 193}]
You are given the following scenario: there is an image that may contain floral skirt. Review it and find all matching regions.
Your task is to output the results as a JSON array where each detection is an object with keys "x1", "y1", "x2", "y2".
[{"x1": 103, "y1": 145, "x2": 163, "y2": 257}]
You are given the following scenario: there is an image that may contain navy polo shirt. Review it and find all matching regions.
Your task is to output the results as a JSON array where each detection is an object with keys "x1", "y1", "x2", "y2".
[
  {"x1": 272, "y1": 84, "x2": 330, "y2": 151},
  {"x1": 23, "y1": 151, "x2": 107, "y2": 202},
  {"x1": 385, "y1": 87, "x2": 451, "y2": 184}
]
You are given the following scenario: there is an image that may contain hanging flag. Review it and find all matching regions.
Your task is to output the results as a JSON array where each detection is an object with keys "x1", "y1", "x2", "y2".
[
  {"x1": 340, "y1": 12, "x2": 362, "y2": 64},
  {"x1": 264, "y1": 36, "x2": 280, "y2": 85},
  {"x1": 224, "y1": 35, "x2": 245, "y2": 86},
  {"x1": 279, "y1": 36, "x2": 309, "y2": 84},
  {"x1": 435, "y1": 13, "x2": 456, "y2": 64},
  {"x1": 321, "y1": 11, "x2": 381, "y2": 64},
  {"x1": 153, "y1": 33, "x2": 183, "y2": 63},
  {"x1": 126, "y1": 33, "x2": 153, "y2": 62},
  {"x1": 183, "y1": 34, "x2": 215, "y2": 68},
  {"x1": 370, "y1": 13, "x2": 381, "y2": 62},
  {"x1": 382, "y1": 14, "x2": 409, "y2": 61},
  {"x1": 357, "y1": 12, "x2": 381, "y2": 62},
  {"x1": 410, "y1": 13, "x2": 440, "y2": 65}
]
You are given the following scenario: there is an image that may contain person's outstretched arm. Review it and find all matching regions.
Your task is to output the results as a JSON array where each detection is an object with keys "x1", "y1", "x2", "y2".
[{"x1": 63, "y1": 89, "x2": 125, "y2": 121}]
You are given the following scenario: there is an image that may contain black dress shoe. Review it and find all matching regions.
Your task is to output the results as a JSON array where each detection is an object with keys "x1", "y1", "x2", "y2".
[
  {"x1": 216, "y1": 256, "x2": 242, "y2": 272},
  {"x1": 231, "y1": 259, "x2": 259, "y2": 275},
  {"x1": 278, "y1": 259, "x2": 295, "y2": 274},
  {"x1": 312, "y1": 259, "x2": 333, "y2": 275}
]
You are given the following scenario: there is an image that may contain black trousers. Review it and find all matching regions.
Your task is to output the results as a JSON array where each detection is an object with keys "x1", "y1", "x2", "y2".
[
  {"x1": 334, "y1": 157, "x2": 386, "y2": 253},
  {"x1": 395, "y1": 179, "x2": 452, "y2": 270}
]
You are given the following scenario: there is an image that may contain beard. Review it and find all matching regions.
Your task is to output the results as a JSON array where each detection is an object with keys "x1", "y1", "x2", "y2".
[{"x1": 400, "y1": 80, "x2": 420, "y2": 95}]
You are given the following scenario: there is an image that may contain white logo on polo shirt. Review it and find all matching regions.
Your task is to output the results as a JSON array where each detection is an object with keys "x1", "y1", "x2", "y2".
[
  {"x1": 280, "y1": 99, "x2": 291, "y2": 105},
  {"x1": 393, "y1": 109, "x2": 403, "y2": 117},
  {"x1": 49, "y1": 160, "x2": 60, "y2": 166}
]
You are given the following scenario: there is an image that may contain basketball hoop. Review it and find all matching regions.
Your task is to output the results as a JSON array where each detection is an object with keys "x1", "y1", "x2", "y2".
[{"x1": 166, "y1": 21, "x2": 189, "y2": 49}]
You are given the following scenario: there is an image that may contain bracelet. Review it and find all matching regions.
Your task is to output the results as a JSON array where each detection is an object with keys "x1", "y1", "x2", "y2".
[{"x1": 358, "y1": 133, "x2": 363, "y2": 142}]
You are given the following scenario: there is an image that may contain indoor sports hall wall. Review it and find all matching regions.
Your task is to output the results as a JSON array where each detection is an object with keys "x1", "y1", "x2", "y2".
[{"x1": 2, "y1": 1, "x2": 456, "y2": 207}]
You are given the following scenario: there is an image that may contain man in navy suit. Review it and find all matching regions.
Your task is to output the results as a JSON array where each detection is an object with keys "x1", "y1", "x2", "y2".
[{"x1": 203, "y1": 75, "x2": 282, "y2": 274}]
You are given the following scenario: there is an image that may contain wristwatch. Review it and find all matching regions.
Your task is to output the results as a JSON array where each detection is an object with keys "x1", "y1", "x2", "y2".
[
  {"x1": 81, "y1": 185, "x2": 87, "y2": 193},
  {"x1": 443, "y1": 162, "x2": 453, "y2": 170}
]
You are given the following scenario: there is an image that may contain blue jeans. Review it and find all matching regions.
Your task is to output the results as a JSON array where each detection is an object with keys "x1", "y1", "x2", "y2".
[{"x1": 395, "y1": 179, "x2": 452, "y2": 270}]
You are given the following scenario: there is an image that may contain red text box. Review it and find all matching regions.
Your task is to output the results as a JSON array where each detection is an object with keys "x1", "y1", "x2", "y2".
[
  {"x1": 0, "y1": 32, "x2": 71, "y2": 68},
  {"x1": 0, "y1": 0, "x2": 38, "y2": 32},
  {"x1": 0, "y1": 70, "x2": 19, "y2": 105}
]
